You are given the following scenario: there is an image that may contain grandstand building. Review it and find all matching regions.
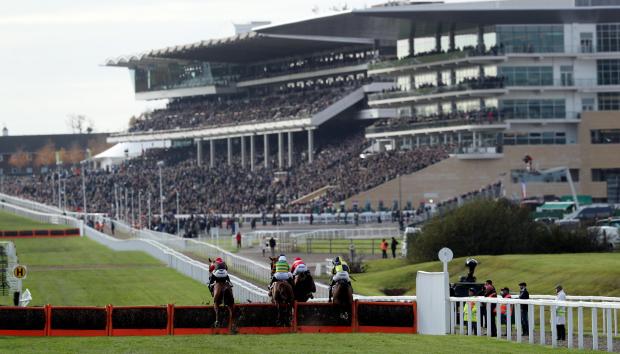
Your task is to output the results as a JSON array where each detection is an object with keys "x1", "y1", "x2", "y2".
[{"x1": 104, "y1": 0, "x2": 620, "y2": 210}]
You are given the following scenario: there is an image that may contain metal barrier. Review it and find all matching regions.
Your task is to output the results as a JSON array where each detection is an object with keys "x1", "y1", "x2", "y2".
[{"x1": 450, "y1": 296, "x2": 620, "y2": 352}]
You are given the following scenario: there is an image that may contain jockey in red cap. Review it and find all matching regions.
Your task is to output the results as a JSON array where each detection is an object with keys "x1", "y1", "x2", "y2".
[
  {"x1": 209, "y1": 257, "x2": 231, "y2": 296},
  {"x1": 291, "y1": 256, "x2": 309, "y2": 277},
  {"x1": 291, "y1": 257, "x2": 304, "y2": 273}
]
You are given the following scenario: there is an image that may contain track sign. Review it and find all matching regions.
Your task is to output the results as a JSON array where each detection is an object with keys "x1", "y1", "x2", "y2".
[{"x1": 12, "y1": 265, "x2": 27, "y2": 279}]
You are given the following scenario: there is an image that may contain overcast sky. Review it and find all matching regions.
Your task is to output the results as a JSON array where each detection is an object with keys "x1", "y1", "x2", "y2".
[{"x1": 0, "y1": 0, "x2": 470, "y2": 136}]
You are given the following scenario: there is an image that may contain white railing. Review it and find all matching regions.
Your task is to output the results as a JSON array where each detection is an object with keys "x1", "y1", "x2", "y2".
[
  {"x1": 0, "y1": 199, "x2": 269, "y2": 303},
  {"x1": 292, "y1": 228, "x2": 401, "y2": 241},
  {"x1": 84, "y1": 226, "x2": 269, "y2": 303},
  {"x1": 0, "y1": 202, "x2": 82, "y2": 231},
  {"x1": 105, "y1": 219, "x2": 331, "y2": 298},
  {"x1": 450, "y1": 296, "x2": 619, "y2": 352}
]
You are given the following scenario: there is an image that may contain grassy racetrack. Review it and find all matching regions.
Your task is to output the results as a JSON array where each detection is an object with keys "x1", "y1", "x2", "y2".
[
  {"x1": 354, "y1": 253, "x2": 620, "y2": 296},
  {"x1": 2, "y1": 237, "x2": 211, "y2": 306},
  {"x1": 0, "y1": 210, "x2": 69, "y2": 230},
  {"x1": 0, "y1": 333, "x2": 596, "y2": 354}
]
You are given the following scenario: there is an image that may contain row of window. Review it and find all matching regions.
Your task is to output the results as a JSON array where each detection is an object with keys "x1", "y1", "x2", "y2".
[
  {"x1": 511, "y1": 169, "x2": 580, "y2": 183},
  {"x1": 500, "y1": 99, "x2": 567, "y2": 119},
  {"x1": 597, "y1": 23, "x2": 620, "y2": 52},
  {"x1": 496, "y1": 25, "x2": 565, "y2": 53},
  {"x1": 591, "y1": 129, "x2": 620, "y2": 144},
  {"x1": 503, "y1": 132, "x2": 567, "y2": 145},
  {"x1": 499, "y1": 66, "x2": 553, "y2": 86},
  {"x1": 598, "y1": 92, "x2": 620, "y2": 110},
  {"x1": 597, "y1": 59, "x2": 620, "y2": 85},
  {"x1": 592, "y1": 168, "x2": 620, "y2": 182}
]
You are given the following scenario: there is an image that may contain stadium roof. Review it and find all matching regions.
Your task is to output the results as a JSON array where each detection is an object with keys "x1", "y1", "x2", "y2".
[
  {"x1": 256, "y1": 0, "x2": 620, "y2": 39},
  {"x1": 105, "y1": 32, "x2": 376, "y2": 67}
]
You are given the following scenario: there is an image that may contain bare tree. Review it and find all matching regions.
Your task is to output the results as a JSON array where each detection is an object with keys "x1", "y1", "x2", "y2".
[{"x1": 67, "y1": 114, "x2": 95, "y2": 134}]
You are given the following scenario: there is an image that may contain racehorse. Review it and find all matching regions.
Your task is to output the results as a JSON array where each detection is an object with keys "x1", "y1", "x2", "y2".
[
  {"x1": 293, "y1": 269, "x2": 316, "y2": 302},
  {"x1": 208, "y1": 258, "x2": 234, "y2": 328},
  {"x1": 269, "y1": 257, "x2": 294, "y2": 326},
  {"x1": 331, "y1": 279, "x2": 353, "y2": 320}
]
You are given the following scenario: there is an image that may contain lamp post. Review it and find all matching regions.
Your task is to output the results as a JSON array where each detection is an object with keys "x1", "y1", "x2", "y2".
[
  {"x1": 138, "y1": 191, "x2": 142, "y2": 229},
  {"x1": 176, "y1": 190, "x2": 180, "y2": 236},
  {"x1": 114, "y1": 184, "x2": 118, "y2": 219},
  {"x1": 147, "y1": 192, "x2": 152, "y2": 229},
  {"x1": 131, "y1": 188, "x2": 134, "y2": 227},
  {"x1": 157, "y1": 161, "x2": 164, "y2": 219},
  {"x1": 81, "y1": 162, "x2": 87, "y2": 219}
]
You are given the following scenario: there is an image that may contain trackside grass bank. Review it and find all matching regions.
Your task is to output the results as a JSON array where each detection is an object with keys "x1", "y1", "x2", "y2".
[
  {"x1": 354, "y1": 253, "x2": 620, "y2": 296},
  {"x1": 0, "y1": 333, "x2": 597, "y2": 354},
  {"x1": 2, "y1": 237, "x2": 211, "y2": 306},
  {"x1": 0, "y1": 210, "x2": 69, "y2": 230}
]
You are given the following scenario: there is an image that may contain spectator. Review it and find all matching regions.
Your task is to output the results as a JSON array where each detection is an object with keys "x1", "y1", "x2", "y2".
[
  {"x1": 518, "y1": 282, "x2": 530, "y2": 335},
  {"x1": 555, "y1": 285, "x2": 567, "y2": 341},
  {"x1": 269, "y1": 236, "x2": 276, "y2": 257},
  {"x1": 463, "y1": 288, "x2": 478, "y2": 335},
  {"x1": 390, "y1": 237, "x2": 399, "y2": 258},
  {"x1": 236, "y1": 231, "x2": 242, "y2": 249},
  {"x1": 380, "y1": 239, "x2": 388, "y2": 259},
  {"x1": 500, "y1": 287, "x2": 513, "y2": 330},
  {"x1": 483, "y1": 280, "x2": 498, "y2": 337}
]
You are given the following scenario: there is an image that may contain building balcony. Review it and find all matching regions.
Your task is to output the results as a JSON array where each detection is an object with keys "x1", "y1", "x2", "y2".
[
  {"x1": 368, "y1": 47, "x2": 506, "y2": 76},
  {"x1": 368, "y1": 78, "x2": 506, "y2": 106},
  {"x1": 454, "y1": 146, "x2": 504, "y2": 160}
]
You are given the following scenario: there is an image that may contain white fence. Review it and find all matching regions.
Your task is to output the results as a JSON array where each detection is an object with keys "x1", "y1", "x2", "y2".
[
  {"x1": 0, "y1": 202, "x2": 82, "y2": 231},
  {"x1": 450, "y1": 296, "x2": 619, "y2": 352},
  {"x1": 0, "y1": 199, "x2": 269, "y2": 303},
  {"x1": 292, "y1": 228, "x2": 401, "y2": 241},
  {"x1": 84, "y1": 226, "x2": 269, "y2": 303}
]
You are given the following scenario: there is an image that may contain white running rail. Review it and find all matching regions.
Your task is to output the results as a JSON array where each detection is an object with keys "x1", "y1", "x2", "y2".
[{"x1": 450, "y1": 296, "x2": 619, "y2": 352}]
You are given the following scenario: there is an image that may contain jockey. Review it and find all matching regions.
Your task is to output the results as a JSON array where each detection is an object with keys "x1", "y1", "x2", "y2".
[
  {"x1": 329, "y1": 256, "x2": 351, "y2": 301},
  {"x1": 291, "y1": 257, "x2": 308, "y2": 276},
  {"x1": 269, "y1": 255, "x2": 293, "y2": 293},
  {"x1": 208, "y1": 257, "x2": 231, "y2": 296}
]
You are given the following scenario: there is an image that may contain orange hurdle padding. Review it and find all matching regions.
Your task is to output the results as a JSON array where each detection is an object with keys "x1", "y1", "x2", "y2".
[
  {"x1": 0, "y1": 306, "x2": 47, "y2": 336},
  {"x1": 48, "y1": 306, "x2": 108, "y2": 337},
  {"x1": 171, "y1": 305, "x2": 231, "y2": 335},
  {"x1": 294, "y1": 302, "x2": 355, "y2": 333},
  {"x1": 232, "y1": 303, "x2": 293, "y2": 334},
  {"x1": 355, "y1": 301, "x2": 417, "y2": 334},
  {"x1": 109, "y1": 305, "x2": 169, "y2": 336}
]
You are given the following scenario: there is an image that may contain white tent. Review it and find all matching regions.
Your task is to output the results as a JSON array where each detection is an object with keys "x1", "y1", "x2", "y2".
[{"x1": 92, "y1": 141, "x2": 169, "y2": 170}]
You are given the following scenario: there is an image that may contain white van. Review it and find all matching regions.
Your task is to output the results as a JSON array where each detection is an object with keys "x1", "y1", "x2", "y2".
[{"x1": 587, "y1": 226, "x2": 620, "y2": 250}]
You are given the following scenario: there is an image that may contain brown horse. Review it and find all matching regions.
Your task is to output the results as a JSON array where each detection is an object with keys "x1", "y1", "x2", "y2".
[
  {"x1": 331, "y1": 280, "x2": 353, "y2": 320},
  {"x1": 269, "y1": 257, "x2": 294, "y2": 326},
  {"x1": 209, "y1": 258, "x2": 234, "y2": 328},
  {"x1": 293, "y1": 270, "x2": 316, "y2": 302}
]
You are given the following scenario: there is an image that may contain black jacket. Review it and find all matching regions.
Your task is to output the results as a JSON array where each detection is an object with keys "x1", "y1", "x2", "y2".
[{"x1": 519, "y1": 288, "x2": 530, "y2": 312}]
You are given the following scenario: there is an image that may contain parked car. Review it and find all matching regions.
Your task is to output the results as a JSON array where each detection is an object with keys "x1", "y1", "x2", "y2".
[
  {"x1": 557, "y1": 205, "x2": 614, "y2": 224},
  {"x1": 587, "y1": 226, "x2": 620, "y2": 250},
  {"x1": 595, "y1": 218, "x2": 620, "y2": 228}
]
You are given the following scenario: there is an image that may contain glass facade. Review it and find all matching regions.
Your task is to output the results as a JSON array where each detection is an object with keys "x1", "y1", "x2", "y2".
[
  {"x1": 511, "y1": 168, "x2": 579, "y2": 183},
  {"x1": 499, "y1": 66, "x2": 553, "y2": 86},
  {"x1": 597, "y1": 24, "x2": 620, "y2": 52},
  {"x1": 592, "y1": 168, "x2": 620, "y2": 182},
  {"x1": 503, "y1": 132, "x2": 567, "y2": 145},
  {"x1": 133, "y1": 61, "x2": 234, "y2": 93},
  {"x1": 597, "y1": 59, "x2": 620, "y2": 85},
  {"x1": 496, "y1": 25, "x2": 564, "y2": 53},
  {"x1": 500, "y1": 99, "x2": 566, "y2": 119},
  {"x1": 591, "y1": 129, "x2": 620, "y2": 144},
  {"x1": 598, "y1": 92, "x2": 620, "y2": 110}
]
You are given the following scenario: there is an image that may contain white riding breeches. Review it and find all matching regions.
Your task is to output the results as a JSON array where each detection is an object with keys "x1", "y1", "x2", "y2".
[
  {"x1": 274, "y1": 272, "x2": 292, "y2": 281},
  {"x1": 293, "y1": 264, "x2": 308, "y2": 274},
  {"x1": 332, "y1": 271, "x2": 350, "y2": 282},
  {"x1": 213, "y1": 269, "x2": 228, "y2": 278}
]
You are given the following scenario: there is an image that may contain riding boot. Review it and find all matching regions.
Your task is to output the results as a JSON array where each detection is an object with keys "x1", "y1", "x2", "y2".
[{"x1": 328, "y1": 286, "x2": 333, "y2": 302}]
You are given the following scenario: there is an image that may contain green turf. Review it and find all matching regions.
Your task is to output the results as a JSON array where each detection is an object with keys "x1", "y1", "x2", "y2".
[
  {"x1": 0, "y1": 333, "x2": 597, "y2": 354},
  {"x1": 0, "y1": 210, "x2": 70, "y2": 230},
  {"x1": 2, "y1": 237, "x2": 212, "y2": 306},
  {"x1": 354, "y1": 253, "x2": 620, "y2": 297}
]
